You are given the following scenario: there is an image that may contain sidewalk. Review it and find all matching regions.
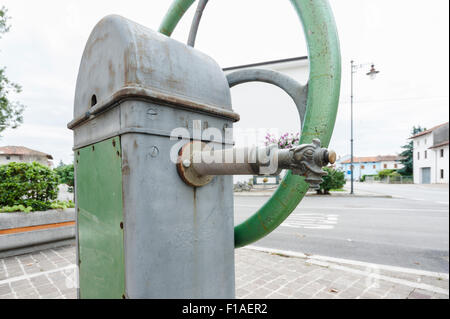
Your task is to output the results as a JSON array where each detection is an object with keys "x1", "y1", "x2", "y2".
[{"x1": 0, "y1": 245, "x2": 448, "y2": 299}]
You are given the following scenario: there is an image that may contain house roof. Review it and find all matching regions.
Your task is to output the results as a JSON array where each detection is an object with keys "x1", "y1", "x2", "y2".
[
  {"x1": 410, "y1": 122, "x2": 449, "y2": 139},
  {"x1": 429, "y1": 140, "x2": 449, "y2": 149},
  {"x1": 0, "y1": 146, "x2": 53, "y2": 160},
  {"x1": 340, "y1": 155, "x2": 402, "y2": 164}
]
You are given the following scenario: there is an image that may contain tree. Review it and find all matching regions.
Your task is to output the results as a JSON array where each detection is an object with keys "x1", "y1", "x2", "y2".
[
  {"x1": 0, "y1": 7, "x2": 25, "y2": 136},
  {"x1": 54, "y1": 164, "x2": 75, "y2": 192},
  {"x1": 398, "y1": 126, "x2": 426, "y2": 176},
  {"x1": 317, "y1": 167, "x2": 346, "y2": 195}
]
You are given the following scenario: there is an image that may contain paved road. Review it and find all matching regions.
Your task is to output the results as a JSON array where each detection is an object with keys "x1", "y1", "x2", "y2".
[
  {"x1": 344, "y1": 183, "x2": 449, "y2": 204},
  {"x1": 234, "y1": 192, "x2": 449, "y2": 273}
]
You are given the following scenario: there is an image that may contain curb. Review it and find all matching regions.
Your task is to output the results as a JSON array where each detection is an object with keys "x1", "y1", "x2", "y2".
[
  {"x1": 234, "y1": 192, "x2": 392, "y2": 199},
  {"x1": 244, "y1": 246, "x2": 449, "y2": 295}
]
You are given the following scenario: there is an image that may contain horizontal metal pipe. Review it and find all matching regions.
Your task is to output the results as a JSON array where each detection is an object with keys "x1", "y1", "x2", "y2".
[{"x1": 190, "y1": 146, "x2": 308, "y2": 177}]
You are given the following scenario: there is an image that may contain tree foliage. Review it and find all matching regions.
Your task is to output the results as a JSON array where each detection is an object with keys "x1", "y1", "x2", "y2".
[
  {"x1": 318, "y1": 167, "x2": 346, "y2": 194},
  {"x1": 54, "y1": 163, "x2": 75, "y2": 190},
  {"x1": 398, "y1": 126, "x2": 426, "y2": 176},
  {"x1": 0, "y1": 162, "x2": 59, "y2": 211},
  {"x1": 0, "y1": 6, "x2": 25, "y2": 136}
]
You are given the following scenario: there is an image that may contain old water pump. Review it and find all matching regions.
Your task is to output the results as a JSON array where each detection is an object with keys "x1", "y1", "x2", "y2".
[{"x1": 68, "y1": 0, "x2": 341, "y2": 299}]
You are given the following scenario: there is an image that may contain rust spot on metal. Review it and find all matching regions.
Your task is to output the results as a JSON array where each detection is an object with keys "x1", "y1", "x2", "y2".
[
  {"x1": 256, "y1": 214, "x2": 269, "y2": 232},
  {"x1": 108, "y1": 61, "x2": 116, "y2": 92}
]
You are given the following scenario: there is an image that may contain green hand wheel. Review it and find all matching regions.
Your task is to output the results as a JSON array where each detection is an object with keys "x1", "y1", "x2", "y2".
[{"x1": 159, "y1": 0, "x2": 341, "y2": 248}]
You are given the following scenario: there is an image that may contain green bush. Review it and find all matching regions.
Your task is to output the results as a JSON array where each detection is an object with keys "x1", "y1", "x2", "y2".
[
  {"x1": 0, "y1": 205, "x2": 33, "y2": 213},
  {"x1": 318, "y1": 167, "x2": 346, "y2": 194},
  {"x1": 0, "y1": 162, "x2": 59, "y2": 211},
  {"x1": 54, "y1": 164, "x2": 74, "y2": 192},
  {"x1": 360, "y1": 174, "x2": 377, "y2": 182},
  {"x1": 378, "y1": 169, "x2": 397, "y2": 178}
]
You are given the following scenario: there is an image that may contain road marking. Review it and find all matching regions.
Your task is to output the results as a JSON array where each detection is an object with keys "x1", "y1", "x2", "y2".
[
  {"x1": 280, "y1": 213, "x2": 339, "y2": 230},
  {"x1": 235, "y1": 205, "x2": 448, "y2": 212},
  {"x1": 0, "y1": 265, "x2": 76, "y2": 285}
]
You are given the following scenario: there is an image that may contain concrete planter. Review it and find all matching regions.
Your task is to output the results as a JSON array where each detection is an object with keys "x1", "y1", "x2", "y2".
[{"x1": 0, "y1": 209, "x2": 76, "y2": 258}]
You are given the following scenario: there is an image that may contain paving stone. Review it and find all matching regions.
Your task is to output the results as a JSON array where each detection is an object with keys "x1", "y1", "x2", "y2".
[
  {"x1": 63, "y1": 292, "x2": 77, "y2": 299},
  {"x1": 10, "y1": 279, "x2": 32, "y2": 289},
  {"x1": 408, "y1": 290, "x2": 432, "y2": 299},
  {"x1": 266, "y1": 292, "x2": 288, "y2": 299},
  {"x1": 41, "y1": 291, "x2": 63, "y2": 299},
  {"x1": 16, "y1": 287, "x2": 38, "y2": 297},
  {"x1": 1, "y1": 245, "x2": 449, "y2": 300},
  {"x1": 30, "y1": 275, "x2": 51, "y2": 286},
  {"x1": 432, "y1": 292, "x2": 450, "y2": 299},
  {"x1": 0, "y1": 284, "x2": 12, "y2": 295},
  {"x1": 36, "y1": 284, "x2": 58, "y2": 295},
  {"x1": 235, "y1": 288, "x2": 250, "y2": 298},
  {"x1": 313, "y1": 291, "x2": 336, "y2": 299}
]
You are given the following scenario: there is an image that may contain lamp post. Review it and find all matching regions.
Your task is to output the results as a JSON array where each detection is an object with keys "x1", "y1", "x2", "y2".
[{"x1": 350, "y1": 61, "x2": 380, "y2": 195}]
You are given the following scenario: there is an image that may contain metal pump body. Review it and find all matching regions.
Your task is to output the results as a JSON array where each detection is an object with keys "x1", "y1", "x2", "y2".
[
  {"x1": 69, "y1": 15, "x2": 238, "y2": 299},
  {"x1": 69, "y1": 0, "x2": 342, "y2": 299}
]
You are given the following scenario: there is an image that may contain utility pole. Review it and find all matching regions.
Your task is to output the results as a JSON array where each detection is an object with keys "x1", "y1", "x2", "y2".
[{"x1": 350, "y1": 61, "x2": 380, "y2": 195}]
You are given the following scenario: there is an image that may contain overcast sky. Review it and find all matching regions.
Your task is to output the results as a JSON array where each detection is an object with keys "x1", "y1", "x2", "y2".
[{"x1": 0, "y1": 0, "x2": 448, "y2": 165}]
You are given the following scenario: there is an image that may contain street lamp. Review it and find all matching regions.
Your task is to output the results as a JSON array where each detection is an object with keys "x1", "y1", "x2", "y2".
[{"x1": 350, "y1": 61, "x2": 380, "y2": 195}]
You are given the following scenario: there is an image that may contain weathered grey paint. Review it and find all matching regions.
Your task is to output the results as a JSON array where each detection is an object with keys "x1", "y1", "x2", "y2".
[{"x1": 70, "y1": 15, "x2": 236, "y2": 298}]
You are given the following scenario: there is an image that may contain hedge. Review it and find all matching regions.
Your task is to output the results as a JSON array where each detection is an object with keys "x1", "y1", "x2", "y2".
[{"x1": 0, "y1": 162, "x2": 59, "y2": 211}]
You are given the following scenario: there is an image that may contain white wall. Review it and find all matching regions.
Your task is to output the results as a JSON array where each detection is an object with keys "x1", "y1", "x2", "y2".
[
  {"x1": 0, "y1": 155, "x2": 52, "y2": 167},
  {"x1": 435, "y1": 145, "x2": 449, "y2": 184},
  {"x1": 225, "y1": 59, "x2": 310, "y2": 183},
  {"x1": 413, "y1": 133, "x2": 434, "y2": 183},
  {"x1": 379, "y1": 160, "x2": 403, "y2": 170}
]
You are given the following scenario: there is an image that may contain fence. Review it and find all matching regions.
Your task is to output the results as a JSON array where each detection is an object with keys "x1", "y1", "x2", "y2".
[{"x1": 364, "y1": 175, "x2": 413, "y2": 184}]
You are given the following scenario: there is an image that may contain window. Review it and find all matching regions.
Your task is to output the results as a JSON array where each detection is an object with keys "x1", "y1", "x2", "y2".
[
  {"x1": 441, "y1": 149, "x2": 444, "y2": 158},
  {"x1": 425, "y1": 139, "x2": 427, "y2": 145},
  {"x1": 418, "y1": 152, "x2": 420, "y2": 160},
  {"x1": 6, "y1": 156, "x2": 11, "y2": 160},
  {"x1": 361, "y1": 165, "x2": 365, "y2": 169},
  {"x1": 384, "y1": 164, "x2": 387, "y2": 169},
  {"x1": 394, "y1": 164, "x2": 398, "y2": 169},
  {"x1": 441, "y1": 169, "x2": 444, "y2": 179},
  {"x1": 425, "y1": 151, "x2": 427, "y2": 159},
  {"x1": 417, "y1": 140, "x2": 420, "y2": 146},
  {"x1": 373, "y1": 165, "x2": 376, "y2": 169}
]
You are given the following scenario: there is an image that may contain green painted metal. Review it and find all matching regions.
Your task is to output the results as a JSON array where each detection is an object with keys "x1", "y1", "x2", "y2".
[
  {"x1": 159, "y1": 0, "x2": 341, "y2": 248},
  {"x1": 76, "y1": 137, "x2": 125, "y2": 299},
  {"x1": 159, "y1": 0, "x2": 196, "y2": 36}
]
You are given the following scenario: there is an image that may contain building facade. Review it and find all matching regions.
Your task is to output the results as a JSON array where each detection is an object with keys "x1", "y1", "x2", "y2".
[
  {"x1": 411, "y1": 122, "x2": 449, "y2": 184},
  {"x1": 0, "y1": 146, "x2": 54, "y2": 167},
  {"x1": 337, "y1": 155, "x2": 404, "y2": 181},
  {"x1": 223, "y1": 57, "x2": 309, "y2": 183}
]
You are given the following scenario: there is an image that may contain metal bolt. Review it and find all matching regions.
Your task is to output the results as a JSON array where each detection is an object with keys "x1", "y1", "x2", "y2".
[
  {"x1": 150, "y1": 146, "x2": 159, "y2": 158},
  {"x1": 147, "y1": 109, "x2": 158, "y2": 120},
  {"x1": 182, "y1": 160, "x2": 191, "y2": 168}
]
